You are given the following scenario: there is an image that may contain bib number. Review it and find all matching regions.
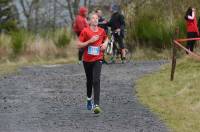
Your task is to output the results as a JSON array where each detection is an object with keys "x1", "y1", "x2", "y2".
[{"x1": 88, "y1": 46, "x2": 100, "y2": 56}]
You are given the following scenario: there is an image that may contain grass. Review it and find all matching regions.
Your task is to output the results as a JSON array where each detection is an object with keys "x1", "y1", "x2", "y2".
[
  {"x1": 1, "y1": 29, "x2": 200, "y2": 132},
  {"x1": 0, "y1": 57, "x2": 77, "y2": 76},
  {"x1": 0, "y1": 29, "x2": 76, "y2": 75},
  {"x1": 0, "y1": 62, "x2": 21, "y2": 75},
  {"x1": 0, "y1": 38, "x2": 78, "y2": 75},
  {"x1": 0, "y1": 40, "x2": 171, "y2": 75},
  {"x1": 136, "y1": 57, "x2": 200, "y2": 132},
  {"x1": 132, "y1": 46, "x2": 172, "y2": 61}
]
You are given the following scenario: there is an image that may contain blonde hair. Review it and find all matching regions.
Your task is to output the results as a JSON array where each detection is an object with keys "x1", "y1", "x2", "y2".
[{"x1": 88, "y1": 13, "x2": 98, "y2": 20}]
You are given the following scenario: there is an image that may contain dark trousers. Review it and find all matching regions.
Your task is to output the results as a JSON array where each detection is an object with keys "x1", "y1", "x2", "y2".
[
  {"x1": 83, "y1": 61, "x2": 102, "y2": 105},
  {"x1": 75, "y1": 32, "x2": 84, "y2": 61},
  {"x1": 78, "y1": 48, "x2": 84, "y2": 61},
  {"x1": 114, "y1": 34, "x2": 125, "y2": 49},
  {"x1": 186, "y1": 32, "x2": 198, "y2": 53}
]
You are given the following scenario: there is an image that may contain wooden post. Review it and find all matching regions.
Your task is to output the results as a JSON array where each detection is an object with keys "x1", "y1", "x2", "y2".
[{"x1": 170, "y1": 27, "x2": 179, "y2": 81}]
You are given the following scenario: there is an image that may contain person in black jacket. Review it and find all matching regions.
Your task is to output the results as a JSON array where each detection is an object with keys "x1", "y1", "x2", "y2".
[{"x1": 108, "y1": 4, "x2": 126, "y2": 63}]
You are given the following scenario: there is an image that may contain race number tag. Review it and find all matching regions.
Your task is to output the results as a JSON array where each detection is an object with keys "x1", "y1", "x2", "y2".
[{"x1": 88, "y1": 46, "x2": 100, "y2": 55}]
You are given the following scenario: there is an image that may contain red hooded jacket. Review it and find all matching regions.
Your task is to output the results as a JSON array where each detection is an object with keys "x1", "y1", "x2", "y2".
[
  {"x1": 186, "y1": 16, "x2": 199, "y2": 35},
  {"x1": 73, "y1": 7, "x2": 89, "y2": 36}
]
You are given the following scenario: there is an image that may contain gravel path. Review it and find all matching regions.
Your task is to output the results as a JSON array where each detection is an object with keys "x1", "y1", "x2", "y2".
[{"x1": 0, "y1": 61, "x2": 169, "y2": 132}]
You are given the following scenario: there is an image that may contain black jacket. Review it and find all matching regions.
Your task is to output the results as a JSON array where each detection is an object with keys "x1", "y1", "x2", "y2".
[
  {"x1": 108, "y1": 12, "x2": 125, "y2": 37},
  {"x1": 108, "y1": 12, "x2": 125, "y2": 31}
]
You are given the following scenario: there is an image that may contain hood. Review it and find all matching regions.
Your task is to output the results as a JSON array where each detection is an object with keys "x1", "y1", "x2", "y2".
[{"x1": 79, "y1": 7, "x2": 88, "y2": 17}]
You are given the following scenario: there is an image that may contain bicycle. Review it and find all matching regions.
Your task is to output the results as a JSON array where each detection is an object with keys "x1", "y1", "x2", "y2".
[{"x1": 104, "y1": 31, "x2": 131, "y2": 64}]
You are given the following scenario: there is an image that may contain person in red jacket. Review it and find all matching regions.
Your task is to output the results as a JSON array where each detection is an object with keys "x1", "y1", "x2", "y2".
[
  {"x1": 73, "y1": 7, "x2": 89, "y2": 64},
  {"x1": 77, "y1": 13, "x2": 108, "y2": 114},
  {"x1": 185, "y1": 7, "x2": 199, "y2": 53}
]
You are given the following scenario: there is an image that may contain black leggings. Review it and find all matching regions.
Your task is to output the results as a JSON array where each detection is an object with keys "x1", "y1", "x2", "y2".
[
  {"x1": 114, "y1": 35, "x2": 125, "y2": 49},
  {"x1": 78, "y1": 48, "x2": 84, "y2": 61},
  {"x1": 83, "y1": 61, "x2": 102, "y2": 105},
  {"x1": 76, "y1": 32, "x2": 84, "y2": 61},
  {"x1": 187, "y1": 32, "x2": 198, "y2": 53}
]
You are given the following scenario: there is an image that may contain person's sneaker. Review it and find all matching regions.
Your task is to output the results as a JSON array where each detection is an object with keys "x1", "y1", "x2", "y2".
[
  {"x1": 87, "y1": 99, "x2": 93, "y2": 110},
  {"x1": 93, "y1": 105, "x2": 102, "y2": 114}
]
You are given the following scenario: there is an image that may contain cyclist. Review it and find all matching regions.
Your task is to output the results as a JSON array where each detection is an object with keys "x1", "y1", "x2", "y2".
[
  {"x1": 77, "y1": 13, "x2": 108, "y2": 114},
  {"x1": 73, "y1": 6, "x2": 89, "y2": 64},
  {"x1": 108, "y1": 4, "x2": 126, "y2": 63}
]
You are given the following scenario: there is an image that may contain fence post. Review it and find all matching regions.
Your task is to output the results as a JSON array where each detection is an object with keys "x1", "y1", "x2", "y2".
[{"x1": 170, "y1": 27, "x2": 179, "y2": 81}]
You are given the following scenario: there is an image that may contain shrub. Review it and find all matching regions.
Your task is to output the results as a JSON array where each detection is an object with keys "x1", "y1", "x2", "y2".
[
  {"x1": 0, "y1": 33, "x2": 11, "y2": 60},
  {"x1": 125, "y1": 7, "x2": 173, "y2": 50},
  {"x1": 10, "y1": 30, "x2": 27, "y2": 56},
  {"x1": 54, "y1": 29, "x2": 71, "y2": 48}
]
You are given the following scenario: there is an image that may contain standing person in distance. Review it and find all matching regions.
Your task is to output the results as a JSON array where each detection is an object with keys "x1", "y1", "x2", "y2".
[
  {"x1": 73, "y1": 7, "x2": 89, "y2": 64},
  {"x1": 185, "y1": 7, "x2": 199, "y2": 54},
  {"x1": 77, "y1": 13, "x2": 108, "y2": 114}
]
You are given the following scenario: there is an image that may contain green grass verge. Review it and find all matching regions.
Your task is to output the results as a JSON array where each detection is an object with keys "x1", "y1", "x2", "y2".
[{"x1": 136, "y1": 57, "x2": 200, "y2": 132}]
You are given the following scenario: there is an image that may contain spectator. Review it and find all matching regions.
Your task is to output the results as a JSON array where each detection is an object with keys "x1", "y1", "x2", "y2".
[
  {"x1": 185, "y1": 7, "x2": 199, "y2": 53},
  {"x1": 73, "y1": 7, "x2": 89, "y2": 64}
]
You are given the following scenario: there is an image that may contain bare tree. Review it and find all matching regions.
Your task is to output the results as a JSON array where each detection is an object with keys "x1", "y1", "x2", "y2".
[
  {"x1": 88, "y1": 0, "x2": 91, "y2": 9},
  {"x1": 53, "y1": 0, "x2": 57, "y2": 31},
  {"x1": 72, "y1": 0, "x2": 80, "y2": 16},
  {"x1": 16, "y1": 0, "x2": 118, "y2": 31},
  {"x1": 34, "y1": 0, "x2": 40, "y2": 33},
  {"x1": 56, "y1": 0, "x2": 81, "y2": 23},
  {"x1": 84, "y1": 0, "x2": 87, "y2": 7},
  {"x1": 19, "y1": 0, "x2": 40, "y2": 31},
  {"x1": 66, "y1": 0, "x2": 75, "y2": 22}
]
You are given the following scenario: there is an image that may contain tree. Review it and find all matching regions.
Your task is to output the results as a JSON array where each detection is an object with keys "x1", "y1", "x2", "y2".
[
  {"x1": 19, "y1": 0, "x2": 40, "y2": 31},
  {"x1": 56, "y1": 0, "x2": 81, "y2": 23},
  {"x1": 0, "y1": 0, "x2": 17, "y2": 32},
  {"x1": 84, "y1": 0, "x2": 87, "y2": 7}
]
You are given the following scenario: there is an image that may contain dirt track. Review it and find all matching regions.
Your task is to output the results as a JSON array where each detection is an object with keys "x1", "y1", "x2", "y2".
[{"x1": 0, "y1": 61, "x2": 169, "y2": 132}]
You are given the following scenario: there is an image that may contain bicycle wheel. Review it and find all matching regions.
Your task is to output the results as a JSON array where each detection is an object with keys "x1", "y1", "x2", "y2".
[
  {"x1": 104, "y1": 43, "x2": 114, "y2": 64},
  {"x1": 106, "y1": 42, "x2": 113, "y2": 55}
]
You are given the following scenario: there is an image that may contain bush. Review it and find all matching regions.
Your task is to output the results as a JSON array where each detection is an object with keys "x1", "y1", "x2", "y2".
[
  {"x1": 54, "y1": 29, "x2": 71, "y2": 48},
  {"x1": 0, "y1": 20, "x2": 18, "y2": 32},
  {"x1": 175, "y1": 20, "x2": 186, "y2": 39},
  {"x1": 10, "y1": 30, "x2": 27, "y2": 56},
  {"x1": 124, "y1": 2, "x2": 194, "y2": 51},
  {"x1": 0, "y1": 33, "x2": 11, "y2": 60},
  {"x1": 129, "y1": 9, "x2": 173, "y2": 50}
]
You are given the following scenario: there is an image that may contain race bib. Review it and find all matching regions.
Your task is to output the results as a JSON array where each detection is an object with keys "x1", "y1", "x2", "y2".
[{"x1": 88, "y1": 46, "x2": 100, "y2": 55}]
